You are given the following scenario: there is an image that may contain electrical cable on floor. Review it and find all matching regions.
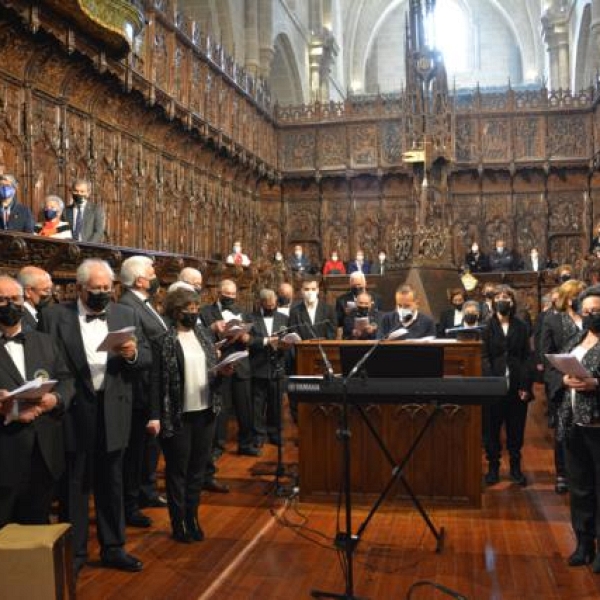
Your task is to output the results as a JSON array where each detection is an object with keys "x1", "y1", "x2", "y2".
[{"x1": 406, "y1": 580, "x2": 468, "y2": 600}]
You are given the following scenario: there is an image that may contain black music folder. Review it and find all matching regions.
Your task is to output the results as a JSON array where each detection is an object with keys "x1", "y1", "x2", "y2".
[{"x1": 339, "y1": 344, "x2": 444, "y2": 379}]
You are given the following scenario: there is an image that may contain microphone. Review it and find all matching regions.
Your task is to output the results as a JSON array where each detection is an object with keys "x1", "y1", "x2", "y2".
[
  {"x1": 304, "y1": 319, "x2": 335, "y2": 381},
  {"x1": 444, "y1": 324, "x2": 485, "y2": 335}
]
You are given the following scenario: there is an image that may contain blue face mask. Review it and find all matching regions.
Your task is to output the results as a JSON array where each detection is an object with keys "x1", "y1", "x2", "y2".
[
  {"x1": 44, "y1": 209, "x2": 58, "y2": 221},
  {"x1": 0, "y1": 185, "x2": 15, "y2": 200}
]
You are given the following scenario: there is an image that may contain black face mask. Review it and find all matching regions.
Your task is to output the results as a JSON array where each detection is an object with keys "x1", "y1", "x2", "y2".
[
  {"x1": 495, "y1": 300, "x2": 511, "y2": 316},
  {"x1": 356, "y1": 307, "x2": 369, "y2": 317},
  {"x1": 277, "y1": 295, "x2": 290, "y2": 307},
  {"x1": 464, "y1": 313, "x2": 478, "y2": 326},
  {"x1": 560, "y1": 274, "x2": 572, "y2": 283},
  {"x1": 72, "y1": 194, "x2": 86, "y2": 205},
  {"x1": 453, "y1": 302, "x2": 464, "y2": 311},
  {"x1": 485, "y1": 291, "x2": 496, "y2": 300},
  {"x1": 220, "y1": 297, "x2": 235, "y2": 310},
  {"x1": 351, "y1": 286, "x2": 365, "y2": 296},
  {"x1": 263, "y1": 308, "x2": 275, "y2": 317},
  {"x1": 147, "y1": 278, "x2": 160, "y2": 296},
  {"x1": 179, "y1": 312, "x2": 198, "y2": 329},
  {"x1": 35, "y1": 295, "x2": 52, "y2": 310},
  {"x1": 0, "y1": 302, "x2": 23, "y2": 326},
  {"x1": 583, "y1": 313, "x2": 600, "y2": 333},
  {"x1": 85, "y1": 290, "x2": 111, "y2": 312},
  {"x1": 571, "y1": 298, "x2": 580, "y2": 313}
]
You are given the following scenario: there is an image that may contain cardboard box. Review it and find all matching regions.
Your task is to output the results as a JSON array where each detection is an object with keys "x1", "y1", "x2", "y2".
[{"x1": 0, "y1": 523, "x2": 74, "y2": 600}]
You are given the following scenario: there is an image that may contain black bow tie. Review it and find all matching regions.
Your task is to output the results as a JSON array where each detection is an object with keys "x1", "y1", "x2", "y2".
[
  {"x1": 2, "y1": 332, "x2": 25, "y2": 344},
  {"x1": 86, "y1": 313, "x2": 107, "y2": 322}
]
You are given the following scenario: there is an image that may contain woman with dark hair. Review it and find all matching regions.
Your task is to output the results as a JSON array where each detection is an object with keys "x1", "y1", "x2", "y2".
[
  {"x1": 151, "y1": 288, "x2": 232, "y2": 543},
  {"x1": 558, "y1": 286, "x2": 600, "y2": 571},
  {"x1": 482, "y1": 285, "x2": 533, "y2": 486},
  {"x1": 541, "y1": 279, "x2": 587, "y2": 494}
]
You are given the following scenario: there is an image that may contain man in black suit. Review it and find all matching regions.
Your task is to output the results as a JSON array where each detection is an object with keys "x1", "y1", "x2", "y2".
[
  {"x1": 64, "y1": 178, "x2": 105, "y2": 243},
  {"x1": 0, "y1": 173, "x2": 34, "y2": 233},
  {"x1": 437, "y1": 287, "x2": 466, "y2": 337},
  {"x1": 288, "y1": 276, "x2": 336, "y2": 341},
  {"x1": 373, "y1": 250, "x2": 390, "y2": 276},
  {"x1": 347, "y1": 249, "x2": 371, "y2": 274},
  {"x1": 522, "y1": 246, "x2": 546, "y2": 272},
  {"x1": 0, "y1": 275, "x2": 74, "y2": 527},
  {"x1": 489, "y1": 239, "x2": 515, "y2": 272},
  {"x1": 17, "y1": 265, "x2": 54, "y2": 331},
  {"x1": 39, "y1": 258, "x2": 151, "y2": 576},
  {"x1": 119, "y1": 256, "x2": 167, "y2": 528},
  {"x1": 201, "y1": 279, "x2": 259, "y2": 456},
  {"x1": 342, "y1": 291, "x2": 380, "y2": 340},
  {"x1": 287, "y1": 244, "x2": 313, "y2": 275},
  {"x1": 249, "y1": 289, "x2": 289, "y2": 446},
  {"x1": 380, "y1": 283, "x2": 436, "y2": 339},
  {"x1": 335, "y1": 272, "x2": 382, "y2": 329}
]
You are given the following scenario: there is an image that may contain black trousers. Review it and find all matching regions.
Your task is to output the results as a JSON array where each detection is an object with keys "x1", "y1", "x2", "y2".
[
  {"x1": 0, "y1": 438, "x2": 55, "y2": 527},
  {"x1": 123, "y1": 408, "x2": 150, "y2": 515},
  {"x1": 216, "y1": 376, "x2": 254, "y2": 449},
  {"x1": 485, "y1": 394, "x2": 529, "y2": 464},
  {"x1": 565, "y1": 425, "x2": 600, "y2": 541},
  {"x1": 549, "y1": 392, "x2": 567, "y2": 478},
  {"x1": 161, "y1": 409, "x2": 215, "y2": 521},
  {"x1": 252, "y1": 377, "x2": 282, "y2": 442},
  {"x1": 66, "y1": 396, "x2": 126, "y2": 565}
]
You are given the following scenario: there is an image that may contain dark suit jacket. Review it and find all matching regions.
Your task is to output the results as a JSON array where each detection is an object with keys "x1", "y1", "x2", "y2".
[
  {"x1": 118, "y1": 289, "x2": 167, "y2": 416},
  {"x1": 0, "y1": 330, "x2": 75, "y2": 487},
  {"x1": 347, "y1": 260, "x2": 371, "y2": 274},
  {"x1": 522, "y1": 255, "x2": 547, "y2": 272},
  {"x1": 288, "y1": 301, "x2": 336, "y2": 340},
  {"x1": 482, "y1": 315, "x2": 532, "y2": 397},
  {"x1": 464, "y1": 251, "x2": 489, "y2": 273},
  {"x1": 372, "y1": 260, "x2": 390, "y2": 276},
  {"x1": 437, "y1": 307, "x2": 464, "y2": 337},
  {"x1": 335, "y1": 290, "x2": 383, "y2": 327},
  {"x1": 1, "y1": 200, "x2": 34, "y2": 233},
  {"x1": 379, "y1": 310, "x2": 436, "y2": 339},
  {"x1": 21, "y1": 305, "x2": 38, "y2": 332},
  {"x1": 489, "y1": 250, "x2": 515, "y2": 271},
  {"x1": 248, "y1": 311, "x2": 289, "y2": 379},
  {"x1": 38, "y1": 301, "x2": 151, "y2": 453},
  {"x1": 65, "y1": 201, "x2": 105, "y2": 243},
  {"x1": 201, "y1": 302, "x2": 252, "y2": 379},
  {"x1": 342, "y1": 309, "x2": 381, "y2": 340},
  {"x1": 287, "y1": 255, "x2": 313, "y2": 274}
]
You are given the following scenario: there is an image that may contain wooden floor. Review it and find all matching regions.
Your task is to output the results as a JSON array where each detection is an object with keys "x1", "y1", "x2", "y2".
[{"x1": 77, "y1": 387, "x2": 600, "y2": 600}]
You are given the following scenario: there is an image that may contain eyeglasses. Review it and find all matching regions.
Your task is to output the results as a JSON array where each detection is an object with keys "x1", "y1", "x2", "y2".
[{"x1": 0, "y1": 295, "x2": 23, "y2": 305}]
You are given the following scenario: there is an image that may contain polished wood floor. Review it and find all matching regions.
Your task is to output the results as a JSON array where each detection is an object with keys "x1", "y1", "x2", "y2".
[{"x1": 77, "y1": 387, "x2": 600, "y2": 600}]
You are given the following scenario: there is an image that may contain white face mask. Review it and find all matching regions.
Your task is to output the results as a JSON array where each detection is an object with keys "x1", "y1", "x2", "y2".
[
  {"x1": 233, "y1": 245, "x2": 241, "y2": 253},
  {"x1": 295, "y1": 251, "x2": 302, "y2": 258},
  {"x1": 357, "y1": 255, "x2": 364, "y2": 262},
  {"x1": 275, "y1": 253, "x2": 283, "y2": 261},
  {"x1": 379, "y1": 254, "x2": 385, "y2": 261},
  {"x1": 331, "y1": 255, "x2": 338, "y2": 262},
  {"x1": 303, "y1": 290, "x2": 318, "y2": 304},
  {"x1": 471, "y1": 245, "x2": 479, "y2": 253},
  {"x1": 399, "y1": 308, "x2": 414, "y2": 322}
]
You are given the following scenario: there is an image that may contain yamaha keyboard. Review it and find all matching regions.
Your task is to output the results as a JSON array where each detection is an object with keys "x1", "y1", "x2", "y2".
[{"x1": 286, "y1": 376, "x2": 506, "y2": 405}]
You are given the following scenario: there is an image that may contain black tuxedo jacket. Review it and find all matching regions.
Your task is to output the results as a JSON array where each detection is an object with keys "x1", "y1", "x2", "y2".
[
  {"x1": 522, "y1": 255, "x2": 547, "y2": 272},
  {"x1": 248, "y1": 311, "x2": 289, "y2": 378},
  {"x1": 118, "y1": 289, "x2": 167, "y2": 416},
  {"x1": 464, "y1": 251, "x2": 489, "y2": 273},
  {"x1": 0, "y1": 330, "x2": 75, "y2": 487},
  {"x1": 65, "y1": 201, "x2": 105, "y2": 243},
  {"x1": 379, "y1": 310, "x2": 436, "y2": 339},
  {"x1": 201, "y1": 302, "x2": 252, "y2": 379},
  {"x1": 372, "y1": 260, "x2": 390, "y2": 276},
  {"x1": 288, "y1": 301, "x2": 336, "y2": 340},
  {"x1": 39, "y1": 301, "x2": 151, "y2": 453},
  {"x1": 482, "y1": 315, "x2": 532, "y2": 397},
  {"x1": 21, "y1": 306, "x2": 38, "y2": 332},
  {"x1": 438, "y1": 307, "x2": 463, "y2": 337},
  {"x1": 1, "y1": 200, "x2": 34, "y2": 233}
]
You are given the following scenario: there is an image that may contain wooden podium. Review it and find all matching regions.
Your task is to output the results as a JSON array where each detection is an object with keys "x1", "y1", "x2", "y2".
[{"x1": 295, "y1": 340, "x2": 484, "y2": 507}]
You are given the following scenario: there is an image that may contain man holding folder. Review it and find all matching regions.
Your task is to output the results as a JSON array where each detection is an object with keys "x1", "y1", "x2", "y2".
[{"x1": 0, "y1": 275, "x2": 74, "y2": 527}]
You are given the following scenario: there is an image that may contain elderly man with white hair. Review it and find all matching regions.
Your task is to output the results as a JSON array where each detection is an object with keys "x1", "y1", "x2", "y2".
[
  {"x1": 39, "y1": 258, "x2": 151, "y2": 577},
  {"x1": 119, "y1": 255, "x2": 168, "y2": 528}
]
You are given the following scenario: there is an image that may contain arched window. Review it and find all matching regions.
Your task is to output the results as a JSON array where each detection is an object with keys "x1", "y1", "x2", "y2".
[{"x1": 434, "y1": 0, "x2": 469, "y2": 75}]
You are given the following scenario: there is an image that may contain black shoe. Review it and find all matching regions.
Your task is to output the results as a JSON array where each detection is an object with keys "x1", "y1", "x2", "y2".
[
  {"x1": 238, "y1": 446, "x2": 262, "y2": 457},
  {"x1": 555, "y1": 477, "x2": 568, "y2": 495},
  {"x1": 101, "y1": 549, "x2": 143, "y2": 572},
  {"x1": 126, "y1": 511, "x2": 152, "y2": 528},
  {"x1": 140, "y1": 494, "x2": 168, "y2": 508},
  {"x1": 485, "y1": 465, "x2": 500, "y2": 486},
  {"x1": 171, "y1": 521, "x2": 193, "y2": 543},
  {"x1": 568, "y1": 541, "x2": 595, "y2": 566},
  {"x1": 185, "y1": 511, "x2": 205, "y2": 542},
  {"x1": 202, "y1": 479, "x2": 230, "y2": 493},
  {"x1": 509, "y1": 465, "x2": 527, "y2": 487}
]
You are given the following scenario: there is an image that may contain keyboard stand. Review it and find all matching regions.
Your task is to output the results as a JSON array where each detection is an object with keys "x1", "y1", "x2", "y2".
[{"x1": 354, "y1": 400, "x2": 445, "y2": 552}]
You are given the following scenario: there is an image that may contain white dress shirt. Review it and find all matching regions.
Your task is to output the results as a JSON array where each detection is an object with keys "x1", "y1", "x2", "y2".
[
  {"x1": 78, "y1": 298, "x2": 108, "y2": 392},
  {"x1": 24, "y1": 302, "x2": 37, "y2": 323},
  {"x1": 306, "y1": 301, "x2": 318, "y2": 325},
  {"x1": 3, "y1": 327, "x2": 26, "y2": 420}
]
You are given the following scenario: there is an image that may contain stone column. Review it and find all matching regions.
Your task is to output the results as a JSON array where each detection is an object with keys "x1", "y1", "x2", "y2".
[
  {"x1": 245, "y1": 0, "x2": 260, "y2": 77},
  {"x1": 258, "y1": 0, "x2": 274, "y2": 78},
  {"x1": 542, "y1": 3, "x2": 570, "y2": 90}
]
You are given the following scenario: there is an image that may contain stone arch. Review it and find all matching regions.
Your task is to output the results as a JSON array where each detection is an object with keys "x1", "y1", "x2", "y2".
[
  {"x1": 270, "y1": 33, "x2": 304, "y2": 105},
  {"x1": 573, "y1": 3, "x2": 592, "y2": 91}
]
